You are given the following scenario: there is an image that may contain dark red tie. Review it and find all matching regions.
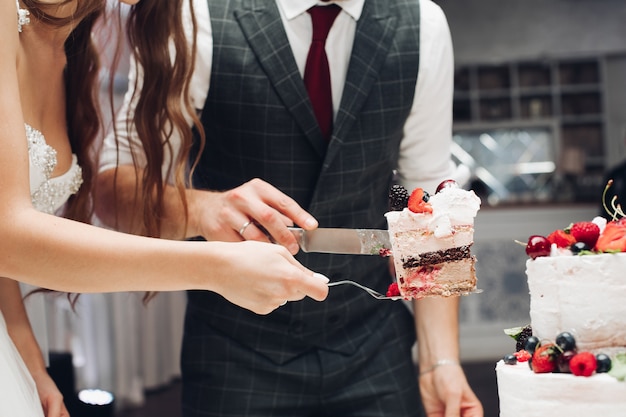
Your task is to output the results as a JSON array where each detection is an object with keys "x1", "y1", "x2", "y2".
[{"x1": 304, "y1": 4, "x2": 341, "y2": 141}]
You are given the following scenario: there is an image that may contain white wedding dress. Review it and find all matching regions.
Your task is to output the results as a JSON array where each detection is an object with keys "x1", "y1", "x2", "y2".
[{"x1": 0, "y1": 124, "x2": 82, "y2": 416}]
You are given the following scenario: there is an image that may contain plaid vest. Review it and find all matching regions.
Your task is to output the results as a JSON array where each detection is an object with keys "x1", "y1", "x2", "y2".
[{"x1": 188, "y1": 0, "x2": 420, "y2": 364}]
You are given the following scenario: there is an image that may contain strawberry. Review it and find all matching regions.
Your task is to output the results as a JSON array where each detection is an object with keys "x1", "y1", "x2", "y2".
[
  {"x1": 546, "y1": 229, "x2": 576, "y2": 248},
  {"x1": 595, "y1": 221, "x2": 626, "y2": 252},
  {"x1": 569, "y1": 221, "x2": 600, "y2": 248},
  {"x1": 530, "y1": 343, "x2": 558, "y2": 373},
  {"x1": 569, "y1": 351, "x2": 597, "y2": 377},
  {"x1": 407, "y1": 188, "x2": 433, "y2": 214}
]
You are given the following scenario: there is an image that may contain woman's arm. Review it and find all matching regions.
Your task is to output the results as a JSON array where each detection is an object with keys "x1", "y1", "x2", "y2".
[
  {"x1": 0, "y1": 3, "x2": 327, "y2": 315},
  {"x1": 0, "y1": 278, "x2": 68, "y2": 417}
]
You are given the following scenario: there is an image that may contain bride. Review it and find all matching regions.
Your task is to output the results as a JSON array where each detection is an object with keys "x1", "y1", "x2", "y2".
[{"x1": 1, "y1": 1, "x2": 329, "y2": 415}]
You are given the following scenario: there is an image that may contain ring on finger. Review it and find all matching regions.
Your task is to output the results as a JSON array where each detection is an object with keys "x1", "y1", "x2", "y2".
[
  {"x1": 280, "y1": 300, "x2": 288, "y2": 306},
  {"x1": 238, "y1": 220, "x2": 253, "y2": 238}
]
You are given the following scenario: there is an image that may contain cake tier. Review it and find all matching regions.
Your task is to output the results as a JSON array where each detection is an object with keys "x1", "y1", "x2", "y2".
[
  {"x1": 397, "y1": 256, "x2": 476, "y2": 298},
  {"x1": 496, "y1": 360, "x2": 626, "y2": 417},
  {"x1": 527, "y1": 253, "x2": 626, "y2": 352}
]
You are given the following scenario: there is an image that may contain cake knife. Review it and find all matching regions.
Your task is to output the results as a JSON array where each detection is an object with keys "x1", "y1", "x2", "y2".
[{"x1": 288, "y1": 227, "x2": 391, "y2": 255}]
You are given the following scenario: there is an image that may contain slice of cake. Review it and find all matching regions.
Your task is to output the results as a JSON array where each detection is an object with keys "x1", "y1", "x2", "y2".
[{"x1": 384, "y1": 180, "x2": 481, "y2": 299}]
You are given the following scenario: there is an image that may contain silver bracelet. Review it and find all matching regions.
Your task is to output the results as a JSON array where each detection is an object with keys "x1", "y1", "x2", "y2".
[{"x1": 419, "y1": 359, "x2": 460, "y2": 376}]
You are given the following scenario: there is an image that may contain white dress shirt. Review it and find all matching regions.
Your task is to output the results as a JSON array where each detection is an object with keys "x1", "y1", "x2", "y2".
[{"x1": 100, "y1": 0, "x2": 462, "y2": 194}]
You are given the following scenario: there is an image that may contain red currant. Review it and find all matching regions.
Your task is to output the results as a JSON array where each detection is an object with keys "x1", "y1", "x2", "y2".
[{"x1": 526, "y1": 235, "x2": 551, "y2": 259}]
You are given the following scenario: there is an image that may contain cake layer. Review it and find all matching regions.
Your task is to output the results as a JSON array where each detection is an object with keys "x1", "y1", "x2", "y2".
[
  {"x1": 388, "y1": 225, "x2": 474, "y2": 255},
  {"x1": 402, "y1": 245, "x2": 471, "y2": 268},
  {"x1": 397, "y1": 257, "x2": 476, "y2": 298},
  {"x1": 496, "y1": 360, "x2": 626, "y2": 417},
  {"x1": 527, "y1": 253, "x2": 626, "y2": 352}
]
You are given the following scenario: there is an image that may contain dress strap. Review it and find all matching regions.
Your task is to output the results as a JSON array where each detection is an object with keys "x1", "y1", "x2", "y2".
[{"x1": 16, "y1": 0, "x2": 30, "y2": 33}]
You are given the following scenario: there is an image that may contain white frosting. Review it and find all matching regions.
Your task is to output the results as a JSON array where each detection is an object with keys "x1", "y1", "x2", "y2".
[
  {"x1": 527, "y1": 253, "x2": 626, "y2": 352},
  {"x1": 385, "y1": 188, "x2": 481, "y2": 238},
  {"x1": 496, "y1": 360, "x2": 626, "y2": 417},
  {"x1": 385, "y1": 188, "x2": 479, "y2": 254}
]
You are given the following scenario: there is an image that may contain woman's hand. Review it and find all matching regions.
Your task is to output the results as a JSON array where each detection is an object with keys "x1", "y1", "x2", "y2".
[
  {"x1": 31, "y1": 369, "x2": 70, "y2": 417},
  {"x1": 206, "y1": 240, "x2": 329, "y2": 314}
]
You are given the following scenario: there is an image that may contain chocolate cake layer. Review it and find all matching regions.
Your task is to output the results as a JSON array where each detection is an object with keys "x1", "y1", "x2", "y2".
[{"x1": 401, "y1": 245, "x2": 472, "y2": 268}]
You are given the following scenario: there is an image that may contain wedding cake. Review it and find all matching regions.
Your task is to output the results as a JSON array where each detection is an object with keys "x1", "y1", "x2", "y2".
[
  {"x1": 384, "y1": 180, "x2": 481, "y2": 299},
  {"x1": 496, "y1": 206, "x2": 626, "y2": 417}
]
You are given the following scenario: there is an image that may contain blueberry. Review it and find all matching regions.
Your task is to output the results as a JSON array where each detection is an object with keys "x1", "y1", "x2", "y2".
[
  {"x1": 422, "y1": 190, "x2": 430, "y2": 203},
  {"x1": 570, "y1": 241, "x2": 590, "y2": 254},
  {"x1": 556, "y1": 332, "x2": 577, "y2": 352},
  {"x1": 525, "y1": 336, "x2": 540, "y2": 354},
  {"x1": 596, "y1": 353, "x2": 612, "y2": 373},
  {"x1": 503, "y1": 354, "x2": 517, "y2": 365}
]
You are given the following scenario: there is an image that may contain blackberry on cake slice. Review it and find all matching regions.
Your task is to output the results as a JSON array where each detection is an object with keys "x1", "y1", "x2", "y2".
[{"x1": 389, "y1": 184, "x2": 409, "y2": 211}]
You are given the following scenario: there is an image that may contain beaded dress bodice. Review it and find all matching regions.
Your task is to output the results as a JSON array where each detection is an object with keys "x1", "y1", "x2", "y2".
[{"x1": 26, "y1": 124, "x2": 83, "y2": 214}]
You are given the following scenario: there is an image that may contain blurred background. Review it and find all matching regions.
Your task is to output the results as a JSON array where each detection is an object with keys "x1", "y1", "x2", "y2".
[{"x1": 25, "y1": 1, "x2": 626, "y2": 416}]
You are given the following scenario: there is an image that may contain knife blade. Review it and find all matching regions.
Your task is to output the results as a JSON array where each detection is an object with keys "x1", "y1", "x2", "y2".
[{"x1": 288, "y1": 227, "x2": 391, "y2": 255}]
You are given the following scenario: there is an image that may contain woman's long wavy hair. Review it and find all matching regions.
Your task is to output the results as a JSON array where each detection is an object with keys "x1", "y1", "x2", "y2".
[
  {"x1": 105, "y1": 0, "x2": 203, "y2": 242},
  {"x1": 109, "y1": 0, "x2": 204, "y2": 302},
  {"x1": 22, "y1": 0, "x2": 203, "y2": 304},
  {"x1": 22, "y1": 0, "x2": 203, "y2": 233}
]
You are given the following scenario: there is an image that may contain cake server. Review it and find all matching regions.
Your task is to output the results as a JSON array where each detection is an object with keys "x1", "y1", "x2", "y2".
[
  {"x1": 327, "y1": 280, "x2": 403, "y2": 300},
  {"x1": 288, "y1": 227, "x2": 391, "y2": 255}
]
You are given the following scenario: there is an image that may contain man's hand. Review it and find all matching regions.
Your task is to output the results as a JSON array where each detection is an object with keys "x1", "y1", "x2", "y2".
[
  {"x1": 419, "y1": 364, "x2": 483, "y2": 417},
  {"x1": 191, "y1": 178, "x2": 318, "y2": 254},
  {"x1": 97, "y1": 169, "x2": 317, "y2": 255}
]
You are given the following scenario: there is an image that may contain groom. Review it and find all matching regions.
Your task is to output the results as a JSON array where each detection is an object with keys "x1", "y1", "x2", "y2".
[{"x1": 97, "y1": 0, "x2": 483, "y2": 416}]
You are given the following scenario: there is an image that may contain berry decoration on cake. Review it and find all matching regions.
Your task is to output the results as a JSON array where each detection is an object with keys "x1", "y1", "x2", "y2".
[
  {"x1": 569, "y1": 352, "x2": 597, "y2": 377},
  {"x1": 518, "y1": 180, "x2": 626, "y2": 259},
  {"x1": 513, "y1": 350, "x2": 531, "y2": 362},
  {"x1": 386, "y1": 282, "x2": 400, "y2": 297},
  {"x1": 502, "y1": 330, "x2": 614, "y2": 378},
  {"x1": 407, "y1": 187, "x2": 433, "y2": 213},
  {"x1": 389, "y1": 184, "x2": 410, "y2": 211},
  {"x1": 530, "y1": 343, "x2": 558, "y2": 373},
  {"x1": 504, "y1": 324, "x2": 533, "y2": 352},
  {"x1": 569, "y1": 221, "x2": 600, "y2": 248}
]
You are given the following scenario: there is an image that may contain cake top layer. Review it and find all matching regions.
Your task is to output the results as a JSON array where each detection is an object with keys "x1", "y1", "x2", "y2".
[
  {"x1": 523, "y1": 216, "x2": 626, "y2": 260},
  {"x1": 522, "y1": 180, "x2": 626, "y2": 259},
  {"x1": 385, "y1": 184, "x2": 481, "y2": 238}
]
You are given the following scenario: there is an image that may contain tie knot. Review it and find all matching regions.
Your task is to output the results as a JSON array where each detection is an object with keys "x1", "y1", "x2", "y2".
[{"x1": 308, "y1": 5, "x2": 341, "y2": 42}]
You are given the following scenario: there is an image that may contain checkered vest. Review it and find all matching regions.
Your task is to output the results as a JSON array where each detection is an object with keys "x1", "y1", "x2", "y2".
[{"x1": 188, "y1": 0, "x2": 421, "y2": 364}]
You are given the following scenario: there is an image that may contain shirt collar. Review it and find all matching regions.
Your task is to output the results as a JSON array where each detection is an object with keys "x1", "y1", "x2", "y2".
[{"x1": 276, "y1": 0, "x2": 364, "y2": 22}]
